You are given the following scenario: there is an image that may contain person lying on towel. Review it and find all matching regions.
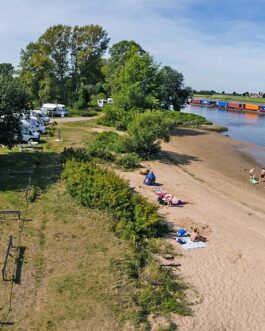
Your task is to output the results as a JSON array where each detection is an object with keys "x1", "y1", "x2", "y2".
[
  {"x1": 190, "y1": 228, "x2": 207, "y2": 242},
  {"x1": 164, "y1": 194, "x2": 187, "y2": 207}
]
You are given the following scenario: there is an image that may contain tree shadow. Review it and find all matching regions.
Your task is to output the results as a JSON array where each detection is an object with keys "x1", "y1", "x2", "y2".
[
  {"x1": 0, "y1": 151, "x2": 61, "y2": 192},
  {"x1": 158, "y1": 150, "x2": 201, "y2": 166},
  {"x1": 170, "y1": 127, "x2": 209, "y2": 137}
]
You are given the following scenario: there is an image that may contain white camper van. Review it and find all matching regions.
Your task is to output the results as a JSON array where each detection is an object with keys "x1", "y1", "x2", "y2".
[
  {"x1": 41, "y1": 103, "x2": 68, "y2": 117},
  {"x1": 22, "y1": 115, "x2": 46, "y2": 134},
  {"x1": 31, "y1": 110, "x2": 50, "y2": 124},
  {"x1": 20, "y1": 120, "x2": 40, "y2": 142}
]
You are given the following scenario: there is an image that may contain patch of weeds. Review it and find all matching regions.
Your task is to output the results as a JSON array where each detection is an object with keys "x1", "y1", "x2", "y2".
[
  {"x1": 39, "y1": 219, "x2": 48, "y2": 248},
  {"x1": 116, "y1": 153, "x2": 140, "y2": 170},
  {"x1": 154, "y1": 321, "x2": 177, "y2": 331},
  {"x1": 138, "y1": 259, "x2": 191, "y2": 317},
  {"x1": 55, "y1": 275, "x2": 85, "y2": 298},
  {"x1": 33, "y1": 255, "x2": 45, "y2": 284},
  {"x1": 26, "y1": 185, "x2": 41, "y2": 203},
  {"x1": 46, "y1": 319, "x2": 55, "y2": 330}
]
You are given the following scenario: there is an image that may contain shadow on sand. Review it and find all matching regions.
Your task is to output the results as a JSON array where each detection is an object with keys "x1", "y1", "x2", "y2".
[
  {"x1": 170, "y1": 127, "x2": 208, "y2": 137},
  {"x1": 158, "y1": 150, "x2": 201, "y2": 166}
]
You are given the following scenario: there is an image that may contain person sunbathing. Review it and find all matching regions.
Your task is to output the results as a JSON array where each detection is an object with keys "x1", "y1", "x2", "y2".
[
  {"x1": 165, "y1": 194, "x2": 187, "y2": 207},
  {"x1": 190, "y1": 228, "x2": 207, "y2": 242}
]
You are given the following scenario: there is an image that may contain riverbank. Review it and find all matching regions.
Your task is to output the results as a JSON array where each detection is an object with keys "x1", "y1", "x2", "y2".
[{"x1": 119, "y1": 128, "x2": 265, "y2": 331}]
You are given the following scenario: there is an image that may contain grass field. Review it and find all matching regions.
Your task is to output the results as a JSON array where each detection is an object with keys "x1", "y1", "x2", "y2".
[
  {"x1": 0, "y1": 120, "x2": 141, "y2": 330},
  {"x1": 194, "y1": 94, "x2": 265, "y2": 104},
  {"x1": 0, "y1": 119, "x2": 189, "y2": 330}
]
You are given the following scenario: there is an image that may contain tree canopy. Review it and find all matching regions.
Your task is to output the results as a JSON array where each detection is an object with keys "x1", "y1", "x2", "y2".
[
  {"x1": 0, "y1": 66, "x2": 29, "y2": 146},
  {"x1": 19, "y1": 24, "x2": 109, "y2": 107}
]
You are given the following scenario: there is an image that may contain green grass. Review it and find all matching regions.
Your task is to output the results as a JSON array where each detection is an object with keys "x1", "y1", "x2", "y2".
[
  {"x1": 67, "y1": 107, "x2": 101, "y2": 117},
  {"x1": 194, "y1": 93, "x2": 265, "y2": 104},
  {"x1": 0, "y1": 118, "x2": 190, "y2": 330}
]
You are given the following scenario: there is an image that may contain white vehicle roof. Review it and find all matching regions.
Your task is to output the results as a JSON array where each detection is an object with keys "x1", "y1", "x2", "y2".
[
  {"x1": 42, "y1": 103, "x2": 65, "y2": 109},
  {"x1": 21, "y1": 119, "x2": 30, "y2": 127}
]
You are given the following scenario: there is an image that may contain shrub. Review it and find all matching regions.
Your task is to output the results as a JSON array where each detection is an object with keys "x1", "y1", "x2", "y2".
[
  {"x1": 116, "y1": 153, "x2": 140, "y2": 170},
  {"x1": 166, "y1": 111, "x2": 212, "y2": 126},
  {"x1": 86, "y1": 131, "x2": 125, "y2": 161},
  {"x1": 26, "y1": 185, "x2": 41, "y2": 203},
  {"x1": 62, "y1": 160, "x2": 166, "y2": 241},
  {"x1": 138, "y1": 260, "x2": 191, "y2": 316},
  {"x1": 126, "y1": 111, "x2": 175, "y2": 158},
  {"x1": 97, "y1": 105, "x2": 139, "y2": 130},
  {"x1": 61, "y1": 147, "x2": 92, "y2": 163}
]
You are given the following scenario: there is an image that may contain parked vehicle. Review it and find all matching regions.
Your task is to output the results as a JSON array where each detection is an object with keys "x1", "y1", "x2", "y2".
[
  {"x1": 97, "y1": 98, "x2": 113, "y2": 108},
  {"x1": 30, "y1": 110, "x2": 50, "y2": 124},
  {"x1": 22, "y1": 115, "x2": 46, "y2": 134},
  {"x1": 19, "y1": 120, "x2": 40, "y2": 142},
  {"x1": 41, "y1": 103, "x2": 68, "y2": 117}
]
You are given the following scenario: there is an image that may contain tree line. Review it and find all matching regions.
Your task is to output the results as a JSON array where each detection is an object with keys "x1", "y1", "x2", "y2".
[{"x1": 0, "y1": 24, "x2": 192, "y2": 146}]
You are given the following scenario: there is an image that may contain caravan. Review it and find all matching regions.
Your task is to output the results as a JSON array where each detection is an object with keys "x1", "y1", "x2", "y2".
[
  {"x1": 41, "y1": 103, "x2": 68, "y2": 117},
  {"x1": 22, "y1": 115, "x2": 46, "y2": 134},
  {"x1": 19, "y1": 120, "x2": 40, "y2": 142},
  {"x1": 31, "y1": 110, "x2": 50, "y2": 124}
]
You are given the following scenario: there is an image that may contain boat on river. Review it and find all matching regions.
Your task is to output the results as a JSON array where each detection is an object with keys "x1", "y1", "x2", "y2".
[{"x1": 191, "y1": 99, "x2": 265, "y2": 114}]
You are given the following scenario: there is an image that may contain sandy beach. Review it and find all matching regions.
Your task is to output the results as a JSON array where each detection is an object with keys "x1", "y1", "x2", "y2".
[{"x1": 120, "y1": 128, "x2": 265, "y2": 331}]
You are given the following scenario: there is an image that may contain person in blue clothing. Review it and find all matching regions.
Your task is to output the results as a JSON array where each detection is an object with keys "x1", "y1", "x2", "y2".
[{"x1": 144, "y1": 171, "x2": 156, "y2": 185}]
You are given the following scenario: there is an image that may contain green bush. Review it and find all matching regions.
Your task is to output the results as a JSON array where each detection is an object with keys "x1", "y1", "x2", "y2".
[
  {"x1": 97, "y1": 105, "x2": 139, "y2": 130},
  {"x1": 62, "y1": 160, "x2": 166, "y2": 241},
  {"x1": 26, "y1": 185, "x2": 41, "y2": 203},
  {"x1": 116, "y1": 153, "x2": 140, "y2": 170},
  {"x1": 166, "y1": 111, "x2": 212, "y2": 126},
  {"x1": 61, "y1": 147, "x2": 92, "y2": 163},
  {"x1": 138, "y1": 260, "x2": 191, "y2": 316},
  {"x1": 68, "y1": 107, "x2": 99, "y2": 117},
  {"x1": 86, "y1": 131, "x2": 126, "y2": 161},
  {"x1": 125, "y1": 111, "x2": 175, "y2": 158}
]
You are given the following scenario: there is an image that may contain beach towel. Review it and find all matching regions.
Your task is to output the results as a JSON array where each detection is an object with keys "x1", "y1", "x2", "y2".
[
  {"x1": 176, "y1": 237, "x2": 206, "y2": 250},
  {"x1": 155, "y1": 190, "x2": 167, "y2": 197}
]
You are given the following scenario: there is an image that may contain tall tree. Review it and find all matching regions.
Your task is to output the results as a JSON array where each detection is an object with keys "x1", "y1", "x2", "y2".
[
  {"x1": 39, "y1": 25, "x2": 71, "y2": 102},
  {"x1": 19, "y1": 24, "x2": 109, "y2": 106},
  {"x1": 0, "y1": 68, "x2": 29, "y2": 146},
  {"x1": 104, "y1": 40, "x2": 144, "y2": 95},
  {"x1": 105, "y1": 41, "x2": 160, "y2": 111},
  {"x1": 70, "y1": 25, "x2": 109, "y2": 107},
  {"x1": 159, "y1": 66, "x2": 191, "y2": 111},
  {"x1": 0, "y1": 63, "x2": 14, "y2": 78}
]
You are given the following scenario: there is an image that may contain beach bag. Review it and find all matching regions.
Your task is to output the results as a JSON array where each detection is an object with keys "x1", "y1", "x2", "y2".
[{"x1": 177, "y1": 238, "x2": 186, "y2": 245}]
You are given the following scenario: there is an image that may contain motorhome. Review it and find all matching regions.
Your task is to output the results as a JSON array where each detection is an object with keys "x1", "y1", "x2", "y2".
[
  {"x1": 41, "y1": 103, "x2": 68, "y2": 117},
  {"x1": 31, "y1": 110, "x2": 50, "y2": 124},
  {"x1": 97, "y1": 98, "x2": 113, "y2": 108},
  {"x1": 20, "y1": 120, "x2": 40, "y2": 142},
  {"x1": 22, "y1": 115, "x2": 46, "y2": 134}
]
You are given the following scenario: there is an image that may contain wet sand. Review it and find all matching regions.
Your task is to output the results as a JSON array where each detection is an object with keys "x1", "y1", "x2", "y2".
[{"x1": 119, "y1": 128, "x2": 265, "y2": 331}]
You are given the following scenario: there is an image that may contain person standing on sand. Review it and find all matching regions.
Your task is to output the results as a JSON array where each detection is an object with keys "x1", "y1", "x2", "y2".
[
  {"x1": 259, "y1": 168, "x2": 265, "y2": 183},
  {"x1": 249, "y1": 168, "x2": 255, "y2": 180}
]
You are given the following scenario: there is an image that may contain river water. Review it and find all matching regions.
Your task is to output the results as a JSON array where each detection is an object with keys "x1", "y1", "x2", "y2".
[{"x1": 182, "y1": 105, "x2": 265, "y2": 166}]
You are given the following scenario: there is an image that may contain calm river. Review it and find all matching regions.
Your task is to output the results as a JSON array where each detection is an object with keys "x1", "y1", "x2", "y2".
[{"x1": 182, "y1": 105, "x2": 265, "y2": 166}]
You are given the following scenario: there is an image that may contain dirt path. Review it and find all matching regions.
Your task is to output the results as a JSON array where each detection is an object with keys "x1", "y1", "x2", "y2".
[{"x1": 120, "y1": 129, "x2": 265, "y2": 331}]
